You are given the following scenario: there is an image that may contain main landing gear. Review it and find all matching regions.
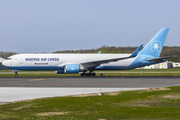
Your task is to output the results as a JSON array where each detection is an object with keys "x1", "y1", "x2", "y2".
[
  {"x1": 14, "y1": 70, "x2": 18, "y2": 77},
  {"x1": 80, "y1": 72, "x2": 96, "y2": 77}
]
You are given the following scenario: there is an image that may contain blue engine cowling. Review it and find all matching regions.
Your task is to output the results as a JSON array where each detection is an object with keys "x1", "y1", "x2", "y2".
[{"x1": 64, "y1": 64, "x2": 80, "y2": 73}]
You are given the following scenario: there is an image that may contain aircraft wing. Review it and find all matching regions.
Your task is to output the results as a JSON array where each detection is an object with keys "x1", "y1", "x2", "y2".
[
  {"x1": 81, "y1": 45, "x2": 143, "y2": 70},
  {"x1": 147, "y1": 55, "x2": 177, "y2": 62}
]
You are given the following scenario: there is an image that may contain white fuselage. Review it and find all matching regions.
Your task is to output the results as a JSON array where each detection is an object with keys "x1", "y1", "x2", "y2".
[{"x1": 2, "y1": 53, "x2": 136, "y2": 71}]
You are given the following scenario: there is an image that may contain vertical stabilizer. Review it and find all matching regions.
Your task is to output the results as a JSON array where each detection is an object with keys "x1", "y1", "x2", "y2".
[{"x1": 139, "y1": 28, "x2": 170, "y2": 57}]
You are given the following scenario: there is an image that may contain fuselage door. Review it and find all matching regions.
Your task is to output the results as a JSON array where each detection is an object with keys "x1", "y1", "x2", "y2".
[{"x1": 19, "y1": 57, "x2": 23, "y2": 64}]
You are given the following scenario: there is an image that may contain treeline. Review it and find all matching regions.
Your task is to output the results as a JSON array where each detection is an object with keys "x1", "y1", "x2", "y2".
[
  {"x1": 54, "y1": 45, "x2": 136, "y2": 54},
  {"x1": 161, "y1": 46, "x2": 180, "y2": 62},
  {"x1": 0, "y1": 46, "x2": 180, "y2": 62},
  {"x1": 54, "y1": 46, "x2": 180, "y2": 62},
  {"x1": 0, "y1": 52, "x2": 16, "y2": 59}
]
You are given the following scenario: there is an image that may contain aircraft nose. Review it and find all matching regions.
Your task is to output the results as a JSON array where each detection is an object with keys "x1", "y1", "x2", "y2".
[{"x1": 2, "y1": 61, "x2": 6, "y2": 66}]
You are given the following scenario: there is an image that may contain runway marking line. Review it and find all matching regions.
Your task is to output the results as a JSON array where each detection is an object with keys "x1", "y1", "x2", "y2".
[{"x1": 29, "y1": 79, "x2": 44, "y2": 81}]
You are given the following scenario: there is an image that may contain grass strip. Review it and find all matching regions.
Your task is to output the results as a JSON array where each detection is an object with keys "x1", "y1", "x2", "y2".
[
  {"x1": 0, "y1": 86, "x2": 180, "y2": 119},
  {"x1": 1, "y1": 68, "x2": 180, "y2": 77},
  {"x1": 1, "y1": 73, "x2": 180, "y2": 77}
]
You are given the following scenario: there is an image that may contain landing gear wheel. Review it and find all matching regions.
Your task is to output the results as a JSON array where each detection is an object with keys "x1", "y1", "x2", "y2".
[
  {"x1": 14, "y1": 70, "x2": 19, "y2": 77},
  {"x1": 15, "y1": 74, "x2": 18, "y2": 77},
  {"x1": 81, "y1": 72, "x2": 96, "y2": 77},
  {"x1": 91, "y1": 73, "x2": 96, "y2": 76},
  {"x1": 85, "y1": 73, "x2": 91, "y2": 76},
  {"x1": 81, "y1": 73, "x2": 85, "y2": 77}
]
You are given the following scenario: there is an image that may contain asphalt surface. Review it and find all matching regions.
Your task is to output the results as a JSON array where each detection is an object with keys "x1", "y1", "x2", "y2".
[
  {"x1": 1, "y1": 77, "x2": 180, "y2": 103},
  {"x1": 0, "y1": 77, "x2": 180, "y2": 88}
]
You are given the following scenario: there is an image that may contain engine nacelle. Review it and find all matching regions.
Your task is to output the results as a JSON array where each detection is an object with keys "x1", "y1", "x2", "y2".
[{"x1": 64, "y1": 64, "x2": 80, "y2": 73}]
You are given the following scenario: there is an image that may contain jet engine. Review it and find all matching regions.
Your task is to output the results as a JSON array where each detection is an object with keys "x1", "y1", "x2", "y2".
[{"x1": 64, "y1": 64, "x2": 80, "y2": 73}]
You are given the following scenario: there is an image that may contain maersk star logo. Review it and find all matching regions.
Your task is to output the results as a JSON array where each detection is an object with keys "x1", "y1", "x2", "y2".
[{"x1": 151, "y1": 41, "x2": 161, "y2": 52}]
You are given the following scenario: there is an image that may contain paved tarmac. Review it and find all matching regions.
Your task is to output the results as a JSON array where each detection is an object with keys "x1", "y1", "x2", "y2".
[
  {"x1": 0, "y1": 77, "x2": 180, "y2": 88},
  {"x1": 0, "y1": 88, "x2": 144, "y2": 103},
  {"x1": 0, "y1": 77, "x2": 180, "y2": 103}
]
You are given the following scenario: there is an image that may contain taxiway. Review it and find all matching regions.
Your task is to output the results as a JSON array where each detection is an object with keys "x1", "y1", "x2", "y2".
[
  {"x1": 0, "y1": 77, "x2": 180, "y2": 88},
  {"x1": 0, "y1": 77, "x2": 180, "y2": 103}
]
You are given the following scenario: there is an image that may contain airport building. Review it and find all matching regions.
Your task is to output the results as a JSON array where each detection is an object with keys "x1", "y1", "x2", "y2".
[
  {"x1": 138, "y1": 61, "x2": 174, "y2": 69},
  {"x1": 173, "y1": 63, "x2": 180, "y2": 68}
]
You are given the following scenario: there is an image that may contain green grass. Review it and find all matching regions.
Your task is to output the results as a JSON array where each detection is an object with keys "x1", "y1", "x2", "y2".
[
  {"x1": 103, "y1": 73, "x2": 180, "y2": 77},
  {"x1": 1, "y1": 68, "x2": 180, "y2": 77},
  {"x1": 1, "y1": 86, "x2": 180, "y2": 119},
  {"x1": 0, "y1": 73, "x2": 81, "y2": 77},
  {"x1": 1, "y1": 73, "x2": 180, "y2": 77}
]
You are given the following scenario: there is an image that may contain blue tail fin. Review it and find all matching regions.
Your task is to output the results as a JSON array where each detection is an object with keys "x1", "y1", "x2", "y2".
[{"x1": 139, "y1": 28, "x2": 170, "y2": 57}]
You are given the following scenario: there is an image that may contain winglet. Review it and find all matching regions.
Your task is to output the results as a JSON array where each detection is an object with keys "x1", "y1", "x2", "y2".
[
  {"x1": 98, "y1": 51, "x2": 101, "y2": 54},
  {"x1": 130, "y1": 44, "x2": 143, "y2": 57}
]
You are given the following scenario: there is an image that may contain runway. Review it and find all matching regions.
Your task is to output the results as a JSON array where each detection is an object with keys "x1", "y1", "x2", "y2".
[
  {"x1": 0, "y1": 77, "x2": 180, "y2": 88},
  {"x1": 0, "y1": 77, "x2": 180, "y2": 103}
]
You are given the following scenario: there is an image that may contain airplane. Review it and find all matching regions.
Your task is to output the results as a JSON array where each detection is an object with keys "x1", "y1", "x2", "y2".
[{"x1": 2, "y1": 28, "x2": 175, "y2": 77}]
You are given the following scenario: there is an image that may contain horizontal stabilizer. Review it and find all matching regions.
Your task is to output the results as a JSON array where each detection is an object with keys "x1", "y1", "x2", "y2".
[
  {"x1": 130, "y1": 44, "x2": 143, "y2": 57},
  {"x1": 147, "y1": 55, "x2": 177, "y2": 62}
]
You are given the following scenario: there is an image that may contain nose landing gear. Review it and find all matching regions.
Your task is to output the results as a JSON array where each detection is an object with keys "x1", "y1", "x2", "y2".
[{"x1": 14, "y1": 70, "x2": 18, "y2": 77}]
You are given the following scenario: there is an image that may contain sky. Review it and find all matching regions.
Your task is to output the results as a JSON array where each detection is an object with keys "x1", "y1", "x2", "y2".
[{"x1": 0, "y1": 0, "x2": 180, "y2": 53}]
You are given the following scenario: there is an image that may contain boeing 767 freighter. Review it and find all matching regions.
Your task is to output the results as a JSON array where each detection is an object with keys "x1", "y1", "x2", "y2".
[{"x1": 2, "y1": 28, "x2": 175, "y2": 77}]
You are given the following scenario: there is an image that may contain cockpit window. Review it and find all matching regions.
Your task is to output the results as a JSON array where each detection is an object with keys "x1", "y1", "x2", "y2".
[{"x1": 7, "y1": 58, "x2": 12, "y2": 60}]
